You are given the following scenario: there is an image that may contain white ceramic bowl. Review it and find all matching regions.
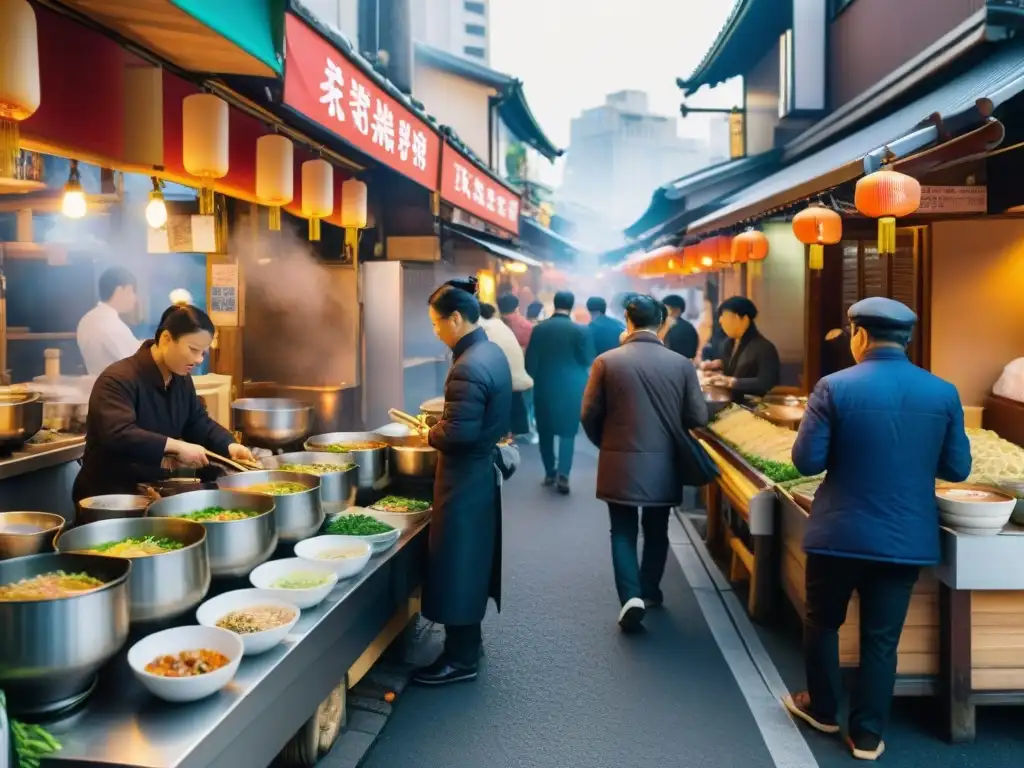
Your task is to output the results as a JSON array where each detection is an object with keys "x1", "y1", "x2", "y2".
[
  {"x1": 294, "y1": 536, "x2": 372, "y2": 578},
  {"x1": 127, "y1": 625, "x2": 243, "y2": 703},
  {"x1": 937, "y1": 485, "x2": 1015, "y2": 536},
  {"x1": 248, "y1": 558, "x2": 338, "y2": 609},
  {"x1": 363, "y1": 504, "x2": 432, "y2": 532},
  {"x1": 195, "y1": 589, "x2": 300, "y2": 655},
  {"x1": 324, "y1": 511, "x2": 401, "y2": 554}
]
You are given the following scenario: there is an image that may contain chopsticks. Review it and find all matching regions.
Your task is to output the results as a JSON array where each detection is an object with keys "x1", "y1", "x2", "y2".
[{"x1": 205, "y1": 450, "x2": 262, "y2": 473}]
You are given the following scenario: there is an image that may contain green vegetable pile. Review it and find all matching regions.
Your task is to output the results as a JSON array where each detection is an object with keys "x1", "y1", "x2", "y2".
[
  {"x1": 741, "y1": 453, "x2": 803, "y2": 484},
  {"x1": 1, "y1": 690, "x2": 62, "y2": 768},
  {"x1": 324, "y1": 514, "x2": 395, "y2": 536},
  {"x1": 92, "y1": 536, "x2": 184, "y2": 553},
  {"x1": 371, "y1": 496, "x2": 431, "y2": 514}
]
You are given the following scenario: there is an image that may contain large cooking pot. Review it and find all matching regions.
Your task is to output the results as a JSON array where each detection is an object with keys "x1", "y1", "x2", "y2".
[
  {"x1": 146, "y1": 490, "x2": 277, "y2": 578},
  {"x1": 261, "y1": 452, "x2": 358, "y2": 514},
  {"x1": 304, "y1": 432, "x2": 388, "y2": 490},
  {"x1": 0, "y1": 512, "x2": 65, "y2": 560},
  {"x1": 216, "y1": 470, "x2": 323, "y2": 542},
  {"x1": 0, "y1": 553, "x2": 131, "y2": 717},
  {"x1": 0, "y1": 391, "x2": 43, "y2": 451},
  {"x1": 55, "y1": 517, "x2": 210, "y2": 625},
  {"x1": 387, "y1": 435, "x2": 439, "y2": 480},
  {"x1": 76, "y1": 494, "x2": 151, "y2": 527},
  {"x1": 232, "y1": 398, "x2": 314, "y2": 448}
]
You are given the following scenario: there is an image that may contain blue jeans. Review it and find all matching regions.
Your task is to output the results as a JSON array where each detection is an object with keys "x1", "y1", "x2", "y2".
[
  {"x1": 538, "y1": 431, "x2": 575, "y2": 478},
  {"x1": 608, "y1": 504, "x2": 671, "y2": 606}
]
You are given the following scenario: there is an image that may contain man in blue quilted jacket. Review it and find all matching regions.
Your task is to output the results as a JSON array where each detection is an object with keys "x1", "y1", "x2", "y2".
[{"x1": 782, "y1": 297, "x2": 972, "y2": 761}]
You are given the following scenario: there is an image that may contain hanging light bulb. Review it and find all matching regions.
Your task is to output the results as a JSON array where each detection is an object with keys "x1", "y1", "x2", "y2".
[
  {"x1": 61, "y1": 159, "x2": 86, "y2": 219},
  {"x1": 146, "y1": 176, "x2": 167, "y2": 229}
]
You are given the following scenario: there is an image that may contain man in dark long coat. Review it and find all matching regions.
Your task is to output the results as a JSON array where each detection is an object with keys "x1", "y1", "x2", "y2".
[{"x1": 525, "y1": 290, "x2": 594, "y2": 494}]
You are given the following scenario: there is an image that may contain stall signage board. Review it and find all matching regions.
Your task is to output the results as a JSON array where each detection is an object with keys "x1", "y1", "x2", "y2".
[
  {"x1": 440, "y1": 143, "x2": 520, "y2": 235},
  {"x1": 209, "y1": 263, "x2": 239, "y2": 327},
  {"x1": 918, "y1": 186, "x2": 988, "y2": 215},
  {"x1": 283, "y1": 13, "x2": 440, "y2": 190}
]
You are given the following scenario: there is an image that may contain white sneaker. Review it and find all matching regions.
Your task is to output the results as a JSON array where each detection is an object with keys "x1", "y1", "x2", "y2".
[{"x1": 618, "y1": 597, "x2": 646, "y2": 631}]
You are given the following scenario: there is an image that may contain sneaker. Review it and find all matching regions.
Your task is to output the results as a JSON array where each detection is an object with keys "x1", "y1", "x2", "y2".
[
  {"x1": 542, "y1": 475, "x2": 556, "y2": 487},
  {"x1": 618, "y1": 597, "x2": 646, "y2": 631},
  {"x1": 781, "y1": 692, "x2": 840, "y2": 734},
  {"x1": 556, "y1": 475, "x2": 570, "y2": 495},
  {"x1": 643, "y1": 596, "x2": 664, "y2": 610},
  {"x1": 847, "y1": 733, "x2": 885, "y2": 761}
]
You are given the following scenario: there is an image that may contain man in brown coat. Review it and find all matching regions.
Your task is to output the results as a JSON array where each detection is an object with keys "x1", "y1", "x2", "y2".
[{"x1": 581, "y1": 295, "x2": 709, "y2": 631}]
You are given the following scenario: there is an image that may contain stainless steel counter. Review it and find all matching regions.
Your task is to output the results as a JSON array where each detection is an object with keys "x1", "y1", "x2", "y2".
[
  {"x1": 45, "y1": 522, "x2": 428, "y2": 768},
  {"x1": 0, "y1": 442, "x2": 83, "y2": 481}
]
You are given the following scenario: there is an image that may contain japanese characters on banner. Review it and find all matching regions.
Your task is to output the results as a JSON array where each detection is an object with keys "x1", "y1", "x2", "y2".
[
  {"x1": 440, "y1": 143, "x2": 521, "y2": 235},
  {"x1": 282, "y1": 13, "x2": 439, "y2": 190}
]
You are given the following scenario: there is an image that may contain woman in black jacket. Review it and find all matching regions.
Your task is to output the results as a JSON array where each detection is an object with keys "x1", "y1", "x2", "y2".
[{"x1": 414, "y1": 278, "x2": 513, "y2": 686}]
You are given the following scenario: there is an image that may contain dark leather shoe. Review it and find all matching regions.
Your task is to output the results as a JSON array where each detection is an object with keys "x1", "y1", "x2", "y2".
[
  {"x1": 411, "y1": 658, "x2": 478, "y2": 686},
  {"x1": 542, "y1": 475, "x2": 556, "y2": 487},
  {"x1": 556, "y1": 476, "x2": 570, "y2": 494}
]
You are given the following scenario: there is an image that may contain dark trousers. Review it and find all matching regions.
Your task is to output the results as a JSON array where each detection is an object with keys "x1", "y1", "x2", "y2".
[
  {"x1": 538, "y1": 431, "x2": 575, "y2": 478},
  {"x1": 607, "y1": 504, "x2": 671, "y2": 606},
  {"x1": 444, "y1": 623, "x2": 482, "y2": 668},
  {"x1": 803, "y1": 553, "x2": 920, "y2": 738}
]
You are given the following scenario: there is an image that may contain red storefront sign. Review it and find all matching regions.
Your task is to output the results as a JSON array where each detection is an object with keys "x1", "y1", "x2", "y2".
[
  {"x1": 283, "y1": 13, "x2": 440, "y2": 190},
  {"x1": 440, "y1": 143, "x2": 520, "y2": 235}
]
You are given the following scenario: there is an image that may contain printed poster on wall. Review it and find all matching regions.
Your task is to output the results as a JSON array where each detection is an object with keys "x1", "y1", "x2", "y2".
[{"x1": 209, "y1": 263, "x2": 239, "y2": 327}]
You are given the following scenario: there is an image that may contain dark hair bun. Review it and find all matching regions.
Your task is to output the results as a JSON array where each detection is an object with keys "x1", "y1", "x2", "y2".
[{"x1": 446, "y1": 276, "x2": 479, "y2": 296}]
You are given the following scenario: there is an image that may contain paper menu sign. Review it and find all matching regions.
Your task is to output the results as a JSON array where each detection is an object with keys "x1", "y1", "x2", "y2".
[
  {"x1": 191, "y1": 215, "x2": 218, "y2": 253},
  {"x1": 209, "y1": 263, "x2": 239, "y2": 327}
]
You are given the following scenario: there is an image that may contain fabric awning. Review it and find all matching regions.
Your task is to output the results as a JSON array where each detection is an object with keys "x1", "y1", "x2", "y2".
[
  {"x1": 444, "y1": 224, "x2": 542, "y2": 268},
  {"x1": 687, "y1": 40, "x2": 1024, "y2": 235},
  {"x1": 53, "y1": 0, "x2": 282, "y2": 77}
]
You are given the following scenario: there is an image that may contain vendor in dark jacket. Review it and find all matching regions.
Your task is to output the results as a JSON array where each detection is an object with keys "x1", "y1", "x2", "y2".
[
  {"x1": 702, "y1": 296, "x2": 780, "y2": 401},
  {"x1": 581, "y1": 295, "x2": 708, "y2": 631},
  {"x1": 414, "y1": 277, "x2": 512, "y2": 687},
  {"x1": 73, "y1": 304, "x2": 254, "y2": 502},
  {"x1": 661, "y1": 294, "x2": 699, "y2": 359},
  {"x1": 586, "y1": 296, "x2": 625, "y2": 357},
  {"x1": 783, "y1": 297, "x2": 972, "y2": 761}
]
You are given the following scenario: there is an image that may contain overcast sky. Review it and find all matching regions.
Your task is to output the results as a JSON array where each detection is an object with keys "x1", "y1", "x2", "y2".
[{"x1": 489, "y1": 0, "x2": 744, "y2": 184}]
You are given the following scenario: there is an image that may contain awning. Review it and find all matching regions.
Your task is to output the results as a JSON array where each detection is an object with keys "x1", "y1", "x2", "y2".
[
  {"x1": 51, "y1": 0, "x2": 283, "y2": 77},
  {"x1": 520, "y1": 216, "x2": 584, "y2": 263},
  {"x1": 444, "y1": 224, "x2": 542, "y2": 268},
  {"x1": 624, "y1": 152, "x2": 779, "y2": 240},
  {"x1": 688, "y1": 40, "x2": 1024, "y2": 235}
]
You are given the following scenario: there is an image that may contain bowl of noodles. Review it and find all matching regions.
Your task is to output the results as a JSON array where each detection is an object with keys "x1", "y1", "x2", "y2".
[
  {"x1": 0, "y1": 552, "x2": 130, "y2": 716},
  {"x1": 55, "y1": 517, "x2": 210, "y2": 625}
]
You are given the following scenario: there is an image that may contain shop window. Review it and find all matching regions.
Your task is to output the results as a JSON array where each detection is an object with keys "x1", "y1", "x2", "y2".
[
  {"x1": 464, "y1": 1, "x2": 485, "y2": 14},
  {"x1": 465, "y1": 23, "x2": 486, "y2": 37},
  {"x1": 464, "y1": 45, "x2": 486, "y2": 58}
]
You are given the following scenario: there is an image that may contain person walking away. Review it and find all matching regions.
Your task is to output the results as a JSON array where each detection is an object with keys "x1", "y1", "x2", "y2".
[
  {"x1": 479, "y1": 303, "x2": 532, "y2": 437},
  {"x1": 497, "y1": 293, "x2": 533, "y2": 350},
  {"x1": 702, "y1": 296, "x2": 780, "y2": 401},
  {"x1": 77, "y1": 266, "x2": 142, "y2": 375},
  {"x1": 661, "y1": 295, "x2": 699, "y2": 359},
  {"x1": 580, "y1": 295, "x2": 708, "y2": 630},
  {"x1": 525, "y1": 290, "x2": 594, "y2": 494},
  {"x1": 782, "y1": 297, "x2": 972, "y2": 760},
  {"x1": 414, "y1": 279, "x2": 513, "y2": 686},
  {"x1": 586, "y1": 296, "x2": 625, "y2": 357}
]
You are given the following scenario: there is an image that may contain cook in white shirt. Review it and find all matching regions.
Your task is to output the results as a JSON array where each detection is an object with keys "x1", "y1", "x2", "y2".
[{"x1": 77, "y1": 266, "x2": 142, "y2": 375}]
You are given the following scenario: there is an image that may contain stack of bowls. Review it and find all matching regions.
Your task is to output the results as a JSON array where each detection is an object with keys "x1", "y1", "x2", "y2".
[{"x1": 936, "y1": 484, "x2": 1016, "y2": 536}]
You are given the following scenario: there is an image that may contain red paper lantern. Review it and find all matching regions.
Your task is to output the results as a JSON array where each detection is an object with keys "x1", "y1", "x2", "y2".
[
  {"x1": 732, "y1": 229, "x2": 768, "y2": 262},
  {"x1": 792, "y1": 203, "x2": 842, "y2": 271},
  {"x1": 854, "y1": 169, "x2": 921, "y2": 255}
]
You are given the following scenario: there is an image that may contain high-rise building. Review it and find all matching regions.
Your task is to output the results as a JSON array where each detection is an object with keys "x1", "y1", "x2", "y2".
[
  {"x1": 411, "y1": 0, "x2": 490, "y2": 65},
  {"x1": 559, "y1": 91, "x2": 712, "y2": 231}
]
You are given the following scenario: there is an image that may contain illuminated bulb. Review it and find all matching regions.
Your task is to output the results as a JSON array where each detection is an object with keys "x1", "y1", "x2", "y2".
[
  {"x1": 169, "y1": 289, "x2": 193, "y2": 306},
  {"x1": 505, "y1": 262, "x2": 528, "y2": 274},
  {"x1": 62, "y1": 160, "x2": 87, "y2": 219},
  {"x1": 690, "y1": 266, "x2": 701, "y2": 274},
  {"x1": 146, "y1": 193, "x2": 168, "y2": 229},
  {"x1": 701, "y1": 255, "x2": 714, "y2": 267}
]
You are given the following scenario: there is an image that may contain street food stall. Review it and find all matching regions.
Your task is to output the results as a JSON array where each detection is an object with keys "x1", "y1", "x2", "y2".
[{"x1": 0, "y1": 4, "x2": 445, "y2": 767}]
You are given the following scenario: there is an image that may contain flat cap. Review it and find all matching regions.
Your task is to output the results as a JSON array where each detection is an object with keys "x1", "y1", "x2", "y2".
[{"x1": 848, "y1": 297, "x2": 917, "y2": 330}]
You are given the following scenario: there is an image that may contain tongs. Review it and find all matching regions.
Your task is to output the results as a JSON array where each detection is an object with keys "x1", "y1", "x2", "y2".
[
  {"x1": 205, "y1": 449, "x2": 262, "y2": 473},
  {"x1": 389, "y1": 408, "x2": 428, "y2": 434}
]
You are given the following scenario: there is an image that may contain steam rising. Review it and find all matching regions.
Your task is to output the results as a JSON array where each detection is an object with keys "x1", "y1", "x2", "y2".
[{"x1": 235, "y1": 224, "x2": 358, "y2": 387}]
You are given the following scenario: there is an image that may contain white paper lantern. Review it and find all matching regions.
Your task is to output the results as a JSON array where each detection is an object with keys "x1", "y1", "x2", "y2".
[
  {"x1": 123, "y1": 64, "x2": 164, "y2": 168},
  {"x1": 182, "y1": 93, "x2": 228, "y2": 214},
  {"x1": 340, "y1": 179, "x2": 368, "y2": 230},
  {"x1": 256, "y1": 134, "x2": 294, "y2": 231},
  {"x1": 0, "y1": 0, "x2": 40, "y2": 180},
  {"x1": 301, "y1": 159, "x2": 333, "y2": 241}
]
